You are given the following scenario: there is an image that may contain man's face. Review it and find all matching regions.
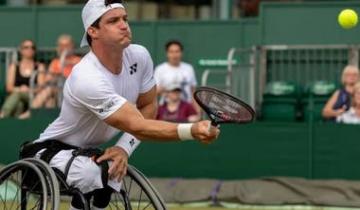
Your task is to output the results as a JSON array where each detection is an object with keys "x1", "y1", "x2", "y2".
[
  {"x1": 94, "y1": 8, "x2": 132, "y2": 48},
  {"x1": 165, "y1": 90, "x2": 182, "y2": 102},
  {"x1": 166, "y1": 44, "x2": 182, "y2": 66}
]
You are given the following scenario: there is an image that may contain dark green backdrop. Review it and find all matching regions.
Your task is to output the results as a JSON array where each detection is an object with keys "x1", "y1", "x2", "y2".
[
  {"x1": 1, "y1": 1, "x2": 360, "y2": 180},
  {"x1": 1, "y1": 2, "x2": 360, "y2": 66},
  {"x1": 1, "y1": 112, "x2": 360, "y2": 180}
]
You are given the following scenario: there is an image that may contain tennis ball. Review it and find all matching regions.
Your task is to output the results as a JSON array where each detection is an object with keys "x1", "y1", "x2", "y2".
[{"x1": 338, "y1": 9, "x2": 358, "y2": 29}]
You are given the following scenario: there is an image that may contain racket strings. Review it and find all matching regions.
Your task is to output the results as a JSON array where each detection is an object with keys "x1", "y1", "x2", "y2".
[{"x1": 196, "y1": 91, "x2": 254, "y2": 123}]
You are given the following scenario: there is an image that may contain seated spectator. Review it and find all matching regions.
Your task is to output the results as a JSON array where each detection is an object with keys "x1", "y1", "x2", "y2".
[
  {"x1": 32, "y1": 34, "x2": 81, "y2": 108},
  {"x1": 322, "y1": 65, "x2": 359, "y2": 120},
  {"x1": 154, "y1": 40, "x2": 200, "y2": 114},
  {"x1": 157, "y1": 83, "x2": 199, "y2": 122},
  {"x1": 337, "y1": 82, "x2": 360, "y2": 124},
  {"x1": 0, "y1": 39, "x2": 45, "y2": 119}
]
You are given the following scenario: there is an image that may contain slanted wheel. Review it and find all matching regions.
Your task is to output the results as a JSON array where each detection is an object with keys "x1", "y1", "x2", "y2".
[{"x1": 0, "y1": 160, "x2": 56, "y2": 210}]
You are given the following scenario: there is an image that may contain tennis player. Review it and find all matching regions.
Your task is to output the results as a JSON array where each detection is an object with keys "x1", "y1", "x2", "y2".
[{"x1": 22, "y1": 0, "x2": 219, "y2": 210}]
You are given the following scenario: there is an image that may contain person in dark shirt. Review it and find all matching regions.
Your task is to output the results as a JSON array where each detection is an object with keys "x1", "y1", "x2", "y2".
[
  {"x1": 0, "y1": 39, "x2": 45, "y2": 119},
  {"x1": 322, "y1": 65, "x2": 359, "y2": 120},
  {"x1": 157, "y1": 83, "x2": 199, "y2": 122}
]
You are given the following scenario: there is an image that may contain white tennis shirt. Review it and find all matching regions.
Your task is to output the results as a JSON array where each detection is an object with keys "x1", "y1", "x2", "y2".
[
  {"x1": 154, "y1": 62, "x2": 197, "y2": 103},
  {"x1": 35, "y1": 44, "x2": 156, "y2": 148},
  {"x1": 336, "y1": 107, "x2": 360, "y2": 124}
]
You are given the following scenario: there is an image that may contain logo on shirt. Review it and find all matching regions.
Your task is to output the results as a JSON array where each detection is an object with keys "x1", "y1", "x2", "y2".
[
  {"x1": 130, "y1": 63, "x2": 137, "y2": 75},
  {"x1": 98, "y1": 99, "x2": 115, "y2": 114},
  {"x1": 130, "y1": 138, "x2": 135, "y2": 147}
]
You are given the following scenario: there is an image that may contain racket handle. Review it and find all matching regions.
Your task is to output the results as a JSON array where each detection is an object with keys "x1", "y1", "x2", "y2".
[
  {"x1": 211, "y1": 121, "x2": 218, "y2": 126},
  {"x1": 208, "y1": 121, "x2": 218, "y2": 132}
]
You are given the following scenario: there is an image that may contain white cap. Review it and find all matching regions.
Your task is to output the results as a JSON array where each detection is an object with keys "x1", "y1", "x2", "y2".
[
  {"x1": 80, "y1": 0, "x2": 125, "y2": 47},
  {"x1": 165, "y1": 83, "x2": 182, "y2": 92}
]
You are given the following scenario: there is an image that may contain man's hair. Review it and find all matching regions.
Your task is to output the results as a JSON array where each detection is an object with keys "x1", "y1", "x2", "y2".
[
  {"x1": 85, "y1": 0, "x2": 124, "y2": 47},
  {"x1": 165, "y1": 40, "x2": 184, "y2": 52},
  {"x1": 104, "y1": 0, "x2": 123, "y2": 6},
  {"x1": 86, "y1": 17, "x2": 101, "y2": 47}
]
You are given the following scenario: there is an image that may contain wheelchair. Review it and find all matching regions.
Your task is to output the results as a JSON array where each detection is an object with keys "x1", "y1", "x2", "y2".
[{"x1": 0, "y1": 157, "x2": 166, "y2": 210}]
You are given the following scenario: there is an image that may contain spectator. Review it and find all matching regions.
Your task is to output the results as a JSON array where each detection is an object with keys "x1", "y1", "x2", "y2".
[
  {"x1": 32, "y1": 34, "x2": 81, "y2": 108},
  {"x1": 239, "y1": 0, "x2": 260, "y2": 17},
  {"x1": 154, "y1": 40, "x2": 198, "y2": 109},
  {"x1": 337, "y1": 82, "x2": 360, "y2": 124},
  {"x1": 157, "y1": 83, "x2": 199, "y2": 122},
  {"x1": 322, "y1": 65, "x2": 359, "y2": 120},
  {"x1": 0, "y1": 39, "x2": 45, "y2": 119}
]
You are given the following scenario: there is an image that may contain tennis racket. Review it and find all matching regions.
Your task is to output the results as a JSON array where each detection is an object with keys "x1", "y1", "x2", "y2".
[{"x1": 194, "y1": 87, "x2": 255, "y2": 126}]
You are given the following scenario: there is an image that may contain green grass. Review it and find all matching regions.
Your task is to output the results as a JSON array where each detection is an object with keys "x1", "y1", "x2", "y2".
[
  {"x1": 56, "y1": 202, "x2": 360, "y2": 210},
  {"x1": 4, "y1": 202, "x2": 358, "y2": 210}
]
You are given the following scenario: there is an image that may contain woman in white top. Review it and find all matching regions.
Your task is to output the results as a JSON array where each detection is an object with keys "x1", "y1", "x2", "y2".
[{"x1": 337, "y1": 82, "x2": 360, "y2": 124}]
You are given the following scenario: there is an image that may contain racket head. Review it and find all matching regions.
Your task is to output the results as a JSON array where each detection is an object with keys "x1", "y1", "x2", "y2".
[{"x1": 194, "y1": 86, "x2": 255, "y2": 125}]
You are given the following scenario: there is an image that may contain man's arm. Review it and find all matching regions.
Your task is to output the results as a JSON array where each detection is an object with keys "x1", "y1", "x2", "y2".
[
  {"x1": 114, "y1": 86, "x2": 157, "y2": 156},
  {"x1": 104, "y1": 100, "x2": 218, "y2": 141},
  {"x1": 99, "y1": 86, "x2": 218, "y2": 181},
  {"x1": 137, "y1": 86, "x2": 157, "y2": 119}
]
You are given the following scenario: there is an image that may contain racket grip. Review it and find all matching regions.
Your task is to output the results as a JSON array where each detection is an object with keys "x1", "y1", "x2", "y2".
[
  {"x1": 211, "y1": 121, "x2": 218, "y2": 126},
  {"x1": 208, "y1": 121, "x2": 218, "y2": 132}
]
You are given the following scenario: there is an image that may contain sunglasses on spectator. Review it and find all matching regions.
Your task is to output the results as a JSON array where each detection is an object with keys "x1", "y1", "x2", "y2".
[{"x1": 21, "y1": 45, "x2": 35, "y2": 50}]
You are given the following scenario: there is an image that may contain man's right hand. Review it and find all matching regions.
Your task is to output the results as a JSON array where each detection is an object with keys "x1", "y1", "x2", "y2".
[
  {"x1": 191, "y1": 120, "x2": 220, "y2": 144},
  {"x1": 96, "y1": 146, "x2": 128, "y2": 182}
]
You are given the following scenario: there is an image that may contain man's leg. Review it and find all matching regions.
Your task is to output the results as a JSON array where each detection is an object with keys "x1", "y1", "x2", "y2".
[
  {"x1": 92, "y1": 186, "x2": 113, "y2": 209},
  {"x1": 14, "y1": 101, "x2": 25, "y2": 117},
  {"x1": 47, "y1": 150, "x2": 106, "y2": 209},
  {"x1": 70, "y1": 191, "x2": 93, "y2": 210},
  {"x1": 31, "y1": 86, "x2": 52, "y2": 108},
  {"x1": 1, "y1": 92, "x2": 21, "y2": 117}
]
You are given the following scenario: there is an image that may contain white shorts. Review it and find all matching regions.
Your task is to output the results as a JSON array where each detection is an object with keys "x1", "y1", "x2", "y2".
[{"x1": 36, "y1": 149, "x2": 122, "y2": 193}]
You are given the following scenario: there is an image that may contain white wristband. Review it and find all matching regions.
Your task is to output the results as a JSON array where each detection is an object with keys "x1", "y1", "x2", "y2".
[
  {"x1": 116, "y1": 133, "x2": 141, "y2": 156},
  {"x1": 177, "y1": 123, "x2": 194, "y2": 141}
]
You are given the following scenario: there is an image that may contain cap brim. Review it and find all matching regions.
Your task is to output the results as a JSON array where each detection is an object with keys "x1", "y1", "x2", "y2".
[
  {"x1": 80, "y1": 32, "x2": 88, "y2": 48},
  {"x1": 167, "y1": 88, "x2": 182, "y2": 92}
]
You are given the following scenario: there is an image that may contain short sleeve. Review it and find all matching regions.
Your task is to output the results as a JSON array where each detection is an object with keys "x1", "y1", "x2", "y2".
[
  {"x1": 188, "y1": 65, "x2": 197, "y2": 86},
  {"x1": 67, "y1": 74, "x2": 127, "y2": 120},
  {"x1": 140, "y1": 49, "x2": 156, "y2": 93},
  {"x1": 154, "y1": 66, "x2": 162, "y2": 86}
]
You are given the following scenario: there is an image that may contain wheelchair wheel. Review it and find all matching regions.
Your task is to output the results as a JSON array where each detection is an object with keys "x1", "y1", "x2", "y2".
[
  {"x1": 23, "y1": 158, "x2": 60, "y2": 210},
  {"x1": 109, "y1": 165, "x2": 166, "y2": 210},
  {"x1": 0, "y1": 160, "x2": 55, "y2": 210}
]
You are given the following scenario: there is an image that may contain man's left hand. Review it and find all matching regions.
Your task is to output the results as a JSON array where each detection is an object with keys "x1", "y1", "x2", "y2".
[{"x1": 96, "y1": 146, "x2": 128, "y2": 182}]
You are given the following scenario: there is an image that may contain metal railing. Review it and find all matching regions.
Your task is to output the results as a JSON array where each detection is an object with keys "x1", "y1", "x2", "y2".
[
  {"x1": 227, "y1": 47, "x2": 257, "y2": 108},
  {"x1": 202, "y1": 44, "x2": 360, "y2": 111},
  {"x1": 201, "y1": 69, "x2": 230, "y2": 91},
  {"x1": 201, "y1": 47, "x2": 257, "y2": 108},
  {"x1": 259, "y1": 44, "x2": 359, "y2": 84},
  {"x1": 0, "y1": 48, "x2": 17, "y2": 83}
]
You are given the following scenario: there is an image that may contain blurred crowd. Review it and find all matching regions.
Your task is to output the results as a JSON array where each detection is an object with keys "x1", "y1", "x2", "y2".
[
  {"x1": 2, "y1": 36, "x2": 360, "y2": 125},
  {"x1": 0, "y1": 35, "x2": 81, "y2": 119},
  {"x1": 0, "y1": 37, "x2": 201, "y2": 123}
]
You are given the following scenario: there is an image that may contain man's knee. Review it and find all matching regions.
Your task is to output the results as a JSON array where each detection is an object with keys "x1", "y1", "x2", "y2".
[{"x1": 67, "y1": 156, "x2": 104, "y2": 193}]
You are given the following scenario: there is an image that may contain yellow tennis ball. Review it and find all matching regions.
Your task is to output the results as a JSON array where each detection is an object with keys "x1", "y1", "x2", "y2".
[{"x1": 338, "y1": 9, "x2": 358, "y2": 29}]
